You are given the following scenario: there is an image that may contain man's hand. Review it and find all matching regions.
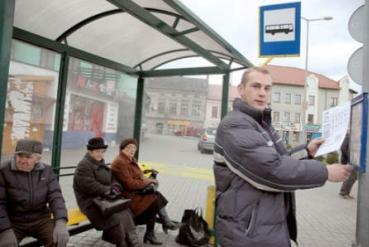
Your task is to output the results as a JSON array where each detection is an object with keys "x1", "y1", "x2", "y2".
[
  {"x1": 0, "y1": 229, "x2": 18, "y2": 246},
  {"x1": 327, "y1": 164, "x2": 353, "y2": 182},
  {"x1": 53, "y1": 219, "x2": 69, "y2": 247},
  {"x1": 306, "y1": 138, "x2": 325, "y2": 157}
]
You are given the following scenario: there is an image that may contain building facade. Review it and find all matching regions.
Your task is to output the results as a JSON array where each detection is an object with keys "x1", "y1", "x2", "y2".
[
  {"x1": 267, "y1": 65, "x2": 355, "y2": 146},
  {"x1": 144, "y1": 77, "x2": 208, "y2": 136}
]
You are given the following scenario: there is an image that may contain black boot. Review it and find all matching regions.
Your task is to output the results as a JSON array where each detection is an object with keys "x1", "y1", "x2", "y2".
[
  {"x1": 127, "y1": 230, "x2": 142, "y2": 247},
  {"x1": 158, "y1": 208, "x2": 180, "y2": 234},
  {"x1": 144, "y1": 219, "x2": 162, "y2": 245}
]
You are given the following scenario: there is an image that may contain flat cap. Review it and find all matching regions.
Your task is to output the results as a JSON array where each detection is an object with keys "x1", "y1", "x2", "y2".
[{"x1": 15, "y1": 139, "x2": 43, "y2": 155}]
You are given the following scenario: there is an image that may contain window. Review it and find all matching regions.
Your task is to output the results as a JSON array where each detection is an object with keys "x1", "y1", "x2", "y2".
[
  {"x1": 169, "y1": 101, "x2": 177, "y2": 115},
  {"x1": 285, "y1": 93, "x2": 291, "y2": 104},
  {"x1": 273, "y1": 92, "x2": 281, "y2": 103},
  {"x1": 192, "y1": 100, "x2": 201, "y2": 117},
  {"x1": 180, "y1": 101, "x2": 189, "y2": 116},
  {"x1": 330, "y1": 97, "x2": 338, "y2": 107},
  {"x1": 294, "y1": 94, "x2": 301, "y2": 104},
  {"x1": 295, "y1": 113, "x2": 300, "y2": 123},
  {"x1": 284, "y1": 112, "x2": 290, "y2": 122},
  {"x1": 273, "y1": 111, "x2": 280, "y2": 122},
  {"x1": 308, "y1": 114, "x2": 314, "y2": 124},
  {"x1": 158, "y1": 100, "x2": 166, "y2": 114},
  {"x1": 211, "y1": 106, "x2": 218, "y2": 118},
  {"x1": 309, "y1": 95, "x2": 315, "y2": 106}
]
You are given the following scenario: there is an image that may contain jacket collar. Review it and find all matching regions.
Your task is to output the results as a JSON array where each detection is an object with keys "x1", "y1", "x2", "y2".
[
  {"x1": 84, "y1": 152, "x2": 107, "y2": 168},
  {"x1": 233, "y1": 98, "x2": 272, "y2": 126},
  {"x1": 119, "y1": 151, "x2": 137, "y2": 164}
]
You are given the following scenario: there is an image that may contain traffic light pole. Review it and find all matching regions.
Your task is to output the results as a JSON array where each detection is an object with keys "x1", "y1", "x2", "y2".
[{"x1": 353, "y1": 1, "x2": 369, "y2": 246}]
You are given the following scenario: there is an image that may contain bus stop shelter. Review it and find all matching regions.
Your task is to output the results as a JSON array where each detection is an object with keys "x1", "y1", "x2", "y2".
[{"x1": 0, "y1": 0, "x2": 252, "y2": 167}]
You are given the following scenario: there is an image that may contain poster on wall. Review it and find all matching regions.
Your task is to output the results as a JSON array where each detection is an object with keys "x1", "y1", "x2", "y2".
[
  {"x1": 104, "y1": 103, "x2": 118, "y2": 133},
  {"x1": 8, "y1": 79, "x2": 33, "y2": 140}
]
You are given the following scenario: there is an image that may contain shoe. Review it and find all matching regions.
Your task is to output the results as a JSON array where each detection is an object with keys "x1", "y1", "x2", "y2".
[
  {"x1": 340, "y1": 194, "x2": 355, "y2": 199},
  {"x1": 143, "y1": 232, "x2": 162, "y2": 245},
  {"x1": 158, "y1": 208, "x2": 180, "y2": 234},
  {"x1": 127, "y1": 230, "x2": 142, "y2": 247},
  {"x1": 162, "y1": 221, "x2": 180, "y2": 234}
]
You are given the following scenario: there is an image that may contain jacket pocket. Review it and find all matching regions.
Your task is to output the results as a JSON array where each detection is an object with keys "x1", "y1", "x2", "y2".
[{"x1": 242, "y1": 202, "x2": 259, "y2": 236}]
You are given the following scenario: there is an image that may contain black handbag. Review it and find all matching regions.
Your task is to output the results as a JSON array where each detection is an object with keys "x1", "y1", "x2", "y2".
[
  {"x1": 92, "y1": 196, "x2": 131, "y2": 217},
  {"x1": 176, "y1": 207, "x2": 210, "y2": 247}
]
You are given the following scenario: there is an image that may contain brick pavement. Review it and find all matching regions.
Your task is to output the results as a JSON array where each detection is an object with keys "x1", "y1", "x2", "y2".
[{"x1": 64, "y1": 169, "x2": 357, "y2": 247}]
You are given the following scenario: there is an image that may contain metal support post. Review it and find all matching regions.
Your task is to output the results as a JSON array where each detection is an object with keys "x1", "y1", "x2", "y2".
[
  {"x1": 134, "y1": 76, "x2": 144, "y2": 159},
  {"x1": 0, "y1": 0, "x2": 15, "y2": 159},
  {"x1": 221, "y1": 72, "x2": 230, "y2": 119},
  {"x1": 354, "y1": 1, "x2": 369, "y2": 246},
  {"x1": 51, "y1": 53, "x2": 69, "y2": 173}
]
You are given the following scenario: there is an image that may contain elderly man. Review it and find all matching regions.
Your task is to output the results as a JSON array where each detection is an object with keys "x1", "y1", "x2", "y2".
[
  {"x1": 0, "y1": 139, "x2": 69, "y2": 247},
  {"x1": 214, "y1": 67, "x2": 353, "y2": 247}
]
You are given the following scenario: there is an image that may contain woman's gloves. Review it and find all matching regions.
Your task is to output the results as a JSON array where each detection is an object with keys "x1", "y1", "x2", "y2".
[
  {"x1": 103, "y1": 183, "x2": 123, "y2": 200},
  {"x1": 53, "y1": 219, "x2": 70, "y2": 247}
]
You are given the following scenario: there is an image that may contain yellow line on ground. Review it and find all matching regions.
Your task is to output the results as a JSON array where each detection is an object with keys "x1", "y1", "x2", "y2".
[{"x1": 141, "y1": 161, "x2": 214, "y2": 181}]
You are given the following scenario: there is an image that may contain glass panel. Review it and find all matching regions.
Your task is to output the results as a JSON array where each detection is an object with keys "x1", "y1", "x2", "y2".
[
  {"x1": 14, "y1": 0, "x2": 117, "y2": 39},
  {"x1": 2, "y1": 40, "x2": 60, "y2": 165},
  {"x1": 68, "y1": 14, "x2": 186, "y2": 68},
  {"x1": 59, "y1": 57, "x2": 137, "y2": 208},
  {"x1": 185, "y1": 31, "x2": 233, "y2": 57}
]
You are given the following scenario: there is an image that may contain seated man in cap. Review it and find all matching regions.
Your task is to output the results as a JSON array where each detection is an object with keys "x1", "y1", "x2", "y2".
[{"x1": 0, "y1": 139, "x2": 69, "y2": 247}]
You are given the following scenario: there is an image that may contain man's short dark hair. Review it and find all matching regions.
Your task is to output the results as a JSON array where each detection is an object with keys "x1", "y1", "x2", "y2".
[{"x1": 240, "y1": 67, "x2": 271, "y2": 86}]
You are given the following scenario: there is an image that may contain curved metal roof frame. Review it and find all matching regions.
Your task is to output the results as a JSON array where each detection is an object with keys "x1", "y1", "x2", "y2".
[{"x1": 12, "y1": 0, "x2": 253, "y2": 77}]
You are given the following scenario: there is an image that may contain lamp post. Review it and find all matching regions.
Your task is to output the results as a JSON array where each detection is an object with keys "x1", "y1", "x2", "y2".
[{"x1": 301, "y1": 16, "x2": 333, "y2": 142}]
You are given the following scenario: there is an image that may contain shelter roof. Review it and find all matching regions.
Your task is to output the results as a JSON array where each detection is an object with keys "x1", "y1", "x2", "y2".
[{"x1": 13, "y1": 0, "x2": 252, "y2": 75}]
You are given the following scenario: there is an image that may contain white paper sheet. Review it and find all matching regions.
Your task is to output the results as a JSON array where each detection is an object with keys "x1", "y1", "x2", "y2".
[{"x1": 314, "y1": 101, "x2": 351, "y2": 157}]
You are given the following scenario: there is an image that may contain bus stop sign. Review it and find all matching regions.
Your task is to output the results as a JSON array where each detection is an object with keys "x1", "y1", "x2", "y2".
[{"x1": 259, "y1": 2, "x2": 301, "y2": 57}]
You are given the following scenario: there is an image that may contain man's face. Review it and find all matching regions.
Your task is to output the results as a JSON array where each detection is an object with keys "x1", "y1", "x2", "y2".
[
  {"x1": 237, "y1": 70, "x2": 272, "y2": 110},
  {"x1": 15, "y1": 153, "x2": 40, "y2": 172},
  {"x1": 89, "y1": 149, "x2": 106, "y2": 161}
]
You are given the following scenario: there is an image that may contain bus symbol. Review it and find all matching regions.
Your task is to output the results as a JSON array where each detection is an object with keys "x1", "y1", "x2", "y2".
[{"x1": 265, "y1": 23, "x2": 294, "y2": 35}]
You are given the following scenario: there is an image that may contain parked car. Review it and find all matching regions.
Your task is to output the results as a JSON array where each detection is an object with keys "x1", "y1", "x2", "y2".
[{"x1": 197, "y1": 127, "x2": 217, "y2": 153}]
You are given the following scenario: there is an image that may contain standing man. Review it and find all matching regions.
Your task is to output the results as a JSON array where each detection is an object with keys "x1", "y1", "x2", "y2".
[
  {"x1": 214, "y1": 67, "x2": 353, "y2": 247},
  {"x1": 0, "y1": 139, "x2": 69, "y2": 247}
]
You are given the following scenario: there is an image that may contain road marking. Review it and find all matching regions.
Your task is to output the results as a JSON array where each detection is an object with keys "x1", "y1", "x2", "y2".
[{"x1": 141, "y1": 161, "x2": 214, "y2": 181}]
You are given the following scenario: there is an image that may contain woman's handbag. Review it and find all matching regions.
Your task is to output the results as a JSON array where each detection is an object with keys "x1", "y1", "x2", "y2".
[
  {"x1": 176, "y1": 207, "x2": 211, "y2": 247},
  {"x1": 92, "y1": 196, "x2": 131, "y2": 217}
]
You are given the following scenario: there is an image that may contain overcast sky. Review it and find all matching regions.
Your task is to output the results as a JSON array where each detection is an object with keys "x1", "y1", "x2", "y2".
[{"x1": 180, "y1": 0, "x2": 364, "y2": 88}]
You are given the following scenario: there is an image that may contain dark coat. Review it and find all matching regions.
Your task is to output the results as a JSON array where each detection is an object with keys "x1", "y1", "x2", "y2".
[
  {"x1": 111, "y1": 152, "x2": 156, "y2": 217},
  {"x1": 0, "y1": 158, "x2": 67, "y2": 232},
  {"x1": 214, "y1": 98, "x2": 328, "y2": 247},
  {"x1": 73, "y1": 153, "x2": 124, "y2": 230}
]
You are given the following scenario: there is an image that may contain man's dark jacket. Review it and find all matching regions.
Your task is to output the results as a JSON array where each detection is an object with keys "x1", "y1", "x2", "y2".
[
  {"x1": 0, "y1": 158, "x2": 67, "y2": 233},
  {"x1": 214, "y1": 98, "x2": 328, "y2": 247}
]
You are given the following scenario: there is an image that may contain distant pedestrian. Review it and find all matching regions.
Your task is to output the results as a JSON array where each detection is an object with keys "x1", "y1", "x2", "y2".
[{"x1": 339, "y1": 134, "x2": 357, "y2": 199}]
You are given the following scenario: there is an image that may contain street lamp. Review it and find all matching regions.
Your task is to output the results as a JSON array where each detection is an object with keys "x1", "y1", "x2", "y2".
[{"x1": 301, "y1": 16, "x2": 333, "y2": 142}]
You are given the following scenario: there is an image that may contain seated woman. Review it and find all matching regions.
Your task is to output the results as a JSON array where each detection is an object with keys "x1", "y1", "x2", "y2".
[
  {"x1": 111, "y1": 138, "x2": 179, "y2": 245},
  {"x1": 73, "y1": 137, "x2": 141, "y2": 247}
]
